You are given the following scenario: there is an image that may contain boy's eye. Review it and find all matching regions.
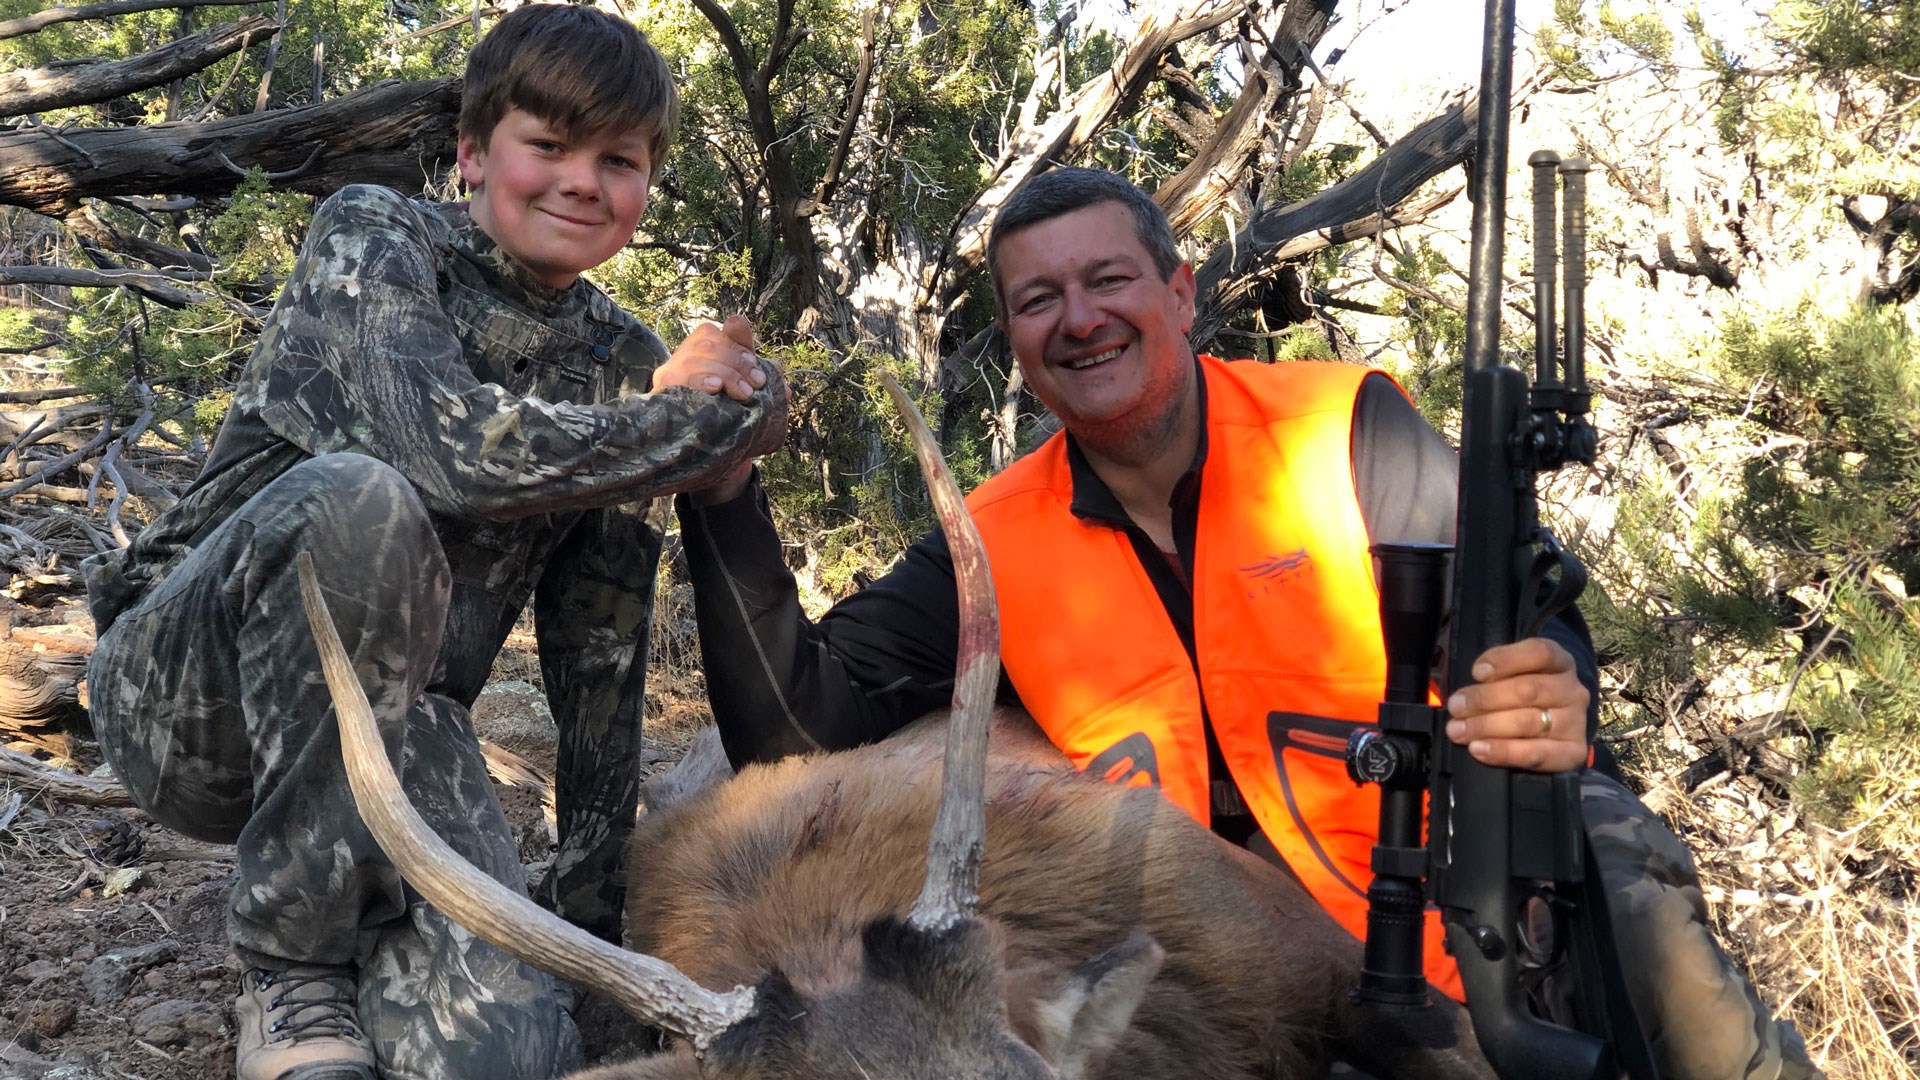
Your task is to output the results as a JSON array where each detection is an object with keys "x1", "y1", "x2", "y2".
[
  {"x1": 604, "y1": 155, "x2": 638, "y2": 171},
  {"x1": 530, "y1": 139, "x2": 563, "y2": 154}
]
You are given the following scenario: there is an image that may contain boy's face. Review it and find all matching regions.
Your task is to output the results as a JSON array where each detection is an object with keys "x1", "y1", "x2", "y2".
[{"x1": 457, "y1": 107, "x2": 653, "y2": 288}]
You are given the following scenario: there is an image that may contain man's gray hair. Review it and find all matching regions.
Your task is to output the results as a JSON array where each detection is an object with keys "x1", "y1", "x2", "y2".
[{"x1": 987, "y1": 168, "x2": 1182, "y2": 307}]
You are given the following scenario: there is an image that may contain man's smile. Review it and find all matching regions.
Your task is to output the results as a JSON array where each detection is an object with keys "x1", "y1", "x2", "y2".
[{"x1": 1062, "y1": 344, "x2": 1127, "y2": 371}]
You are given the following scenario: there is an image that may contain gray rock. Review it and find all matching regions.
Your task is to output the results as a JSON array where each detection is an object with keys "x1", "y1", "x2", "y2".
[
  {"x1": 79, "y1": 957, "x2": 132, "y2": 1006},
  {"x1": 11, "y1": 959, "x2": 63, "y2": 984},
  {"x1": 641, "y1": 726, "x2": 734, "y2": 813},
  {"x1": 132, "y1": 999, "x2": 222, "y2": 1045},
  {"x1": 100, "y1": 940, "x2": 179, "y2": 971}
]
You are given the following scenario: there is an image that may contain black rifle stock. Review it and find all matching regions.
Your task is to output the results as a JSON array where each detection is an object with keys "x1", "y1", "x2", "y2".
[{"x1": 1344, "y1": 0, "x2": 1659, "y2": 1076}]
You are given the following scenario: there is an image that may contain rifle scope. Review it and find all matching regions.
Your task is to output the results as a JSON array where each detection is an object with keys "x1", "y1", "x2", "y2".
[{"x1": 1347, "y1": 541, "x2": 1451, "y2": 1008}]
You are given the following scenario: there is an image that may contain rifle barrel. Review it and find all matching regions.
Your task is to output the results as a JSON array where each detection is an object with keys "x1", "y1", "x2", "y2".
[{"x1": 1464, "y1": 0, "x2": 1518, "y2": 374}]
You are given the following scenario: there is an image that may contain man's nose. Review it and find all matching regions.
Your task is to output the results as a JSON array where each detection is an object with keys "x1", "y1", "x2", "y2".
[{"x1": 1060, "y1": 287, "x2": 1104, "y2": 338}]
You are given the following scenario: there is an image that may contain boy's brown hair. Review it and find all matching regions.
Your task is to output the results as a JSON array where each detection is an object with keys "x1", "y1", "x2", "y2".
[{"x1": 459, "y1": 3, "x2": 678, "y2": 167}]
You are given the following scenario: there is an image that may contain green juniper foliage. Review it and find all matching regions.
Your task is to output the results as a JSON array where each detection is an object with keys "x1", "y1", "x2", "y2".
[{"x1": 1589, "y1": 303, "x2": 1920, "y2": 850}]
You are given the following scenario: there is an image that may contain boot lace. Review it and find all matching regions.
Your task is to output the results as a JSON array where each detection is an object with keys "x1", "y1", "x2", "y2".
[{"x1": 250, "y1": 967, "x2": 363, "y2": 1042}]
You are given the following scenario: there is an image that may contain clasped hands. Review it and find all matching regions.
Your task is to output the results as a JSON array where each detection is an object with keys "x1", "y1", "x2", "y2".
[{"x1": 651, "y1": 314, "x2": 779, "y2": 504}]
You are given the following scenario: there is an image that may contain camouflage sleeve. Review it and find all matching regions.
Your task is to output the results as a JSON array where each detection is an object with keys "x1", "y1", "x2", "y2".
[
  {"x1": 529, "y1": 502, "x2": 662, "y2": 941},
  {"x1": 252, "y1": 185, "x2": 788, "y2": 521}
]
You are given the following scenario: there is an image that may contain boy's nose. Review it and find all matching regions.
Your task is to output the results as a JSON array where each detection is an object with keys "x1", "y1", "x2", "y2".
[{"x1": 554, "y1": 155, "x2": 602, "y2": 199}]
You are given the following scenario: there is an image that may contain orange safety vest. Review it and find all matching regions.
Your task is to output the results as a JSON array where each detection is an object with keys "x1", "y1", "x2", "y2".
[{"x1": 966, "y1": 354, "x2": 1463, "y2": 1001}]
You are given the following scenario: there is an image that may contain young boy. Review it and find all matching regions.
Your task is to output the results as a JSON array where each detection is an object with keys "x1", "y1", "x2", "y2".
[{"x1": 81, "y1": 7, "x2": 783, "y2": 1078}]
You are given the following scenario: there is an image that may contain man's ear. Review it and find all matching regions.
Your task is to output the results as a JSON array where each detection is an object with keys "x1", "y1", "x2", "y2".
[
  {"x1": 1172, "y1": 262, "x2": 1197, "y2": 334},
  {"x1": 455, "y1": 132, "x2": 486, "y2": 190},
  {"x1": 1007, "y1": 933, "x2": 1164, "y2": 1080}
]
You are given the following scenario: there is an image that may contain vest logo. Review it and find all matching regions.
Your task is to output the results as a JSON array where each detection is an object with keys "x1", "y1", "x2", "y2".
[
  {"x1": 1084, "y1": 732, "x2": 1160, "y2": 788},
  {"x1": 1241, "y1": 548, "x2": 1311, "y2": 582}
]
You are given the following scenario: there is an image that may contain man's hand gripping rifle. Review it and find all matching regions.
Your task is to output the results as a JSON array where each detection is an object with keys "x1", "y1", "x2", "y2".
[{"x1": 1340, "y1": 1, "x2": 1658, "y2": 1077}]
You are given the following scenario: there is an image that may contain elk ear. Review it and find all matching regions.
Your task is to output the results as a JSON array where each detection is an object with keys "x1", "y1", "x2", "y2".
[
  {"x1": 1010, "y1": 933, "x2": 1165, "y2": 1080},
  {"x1": 861, "y1": 915, "x2": 1006, "y2": 1025}
]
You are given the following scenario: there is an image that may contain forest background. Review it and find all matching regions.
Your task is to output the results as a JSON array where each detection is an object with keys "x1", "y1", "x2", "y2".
[{"x1": 0, "y1": 0, "x2": 1914, "y2": 1075}]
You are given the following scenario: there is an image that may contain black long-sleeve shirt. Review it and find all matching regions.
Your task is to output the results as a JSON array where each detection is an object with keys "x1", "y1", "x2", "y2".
[{"x1": 678, "y1": 367, "x2": 1600, "y2": 777}]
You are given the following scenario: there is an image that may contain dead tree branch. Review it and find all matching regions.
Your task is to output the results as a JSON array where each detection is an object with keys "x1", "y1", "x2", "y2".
[
  {"x1": 0, "y1": 387, "x2": 86, "y2": 406},
  {"x1": 1190, "y1": 90, "x2": 1483, "y2": 346},
  {"x1": 0, "y1": 0, "x2": 259, "y2": 41},
  {"x1": 0, "y1": 265, "x2": 209, "y2": 307},
  {"x1": 0, "y1": 76, "x2": 461, "y2": 217},
  {"x1": 946, "y1": 0, "x2": 1280, "y2": 289},
  {"x1": 0, "y1": 15, "x2": 277, "y2": 119},
  {"x1": 65, "y1": 205, "x2": 217, "y2": 274},
  {"x1": 0, "y1": 746, "x2": 132, "y2": 807}
]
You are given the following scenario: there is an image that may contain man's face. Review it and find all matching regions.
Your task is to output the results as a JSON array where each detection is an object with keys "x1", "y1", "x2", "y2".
[
  {"x1": 457, "y1": 107, "x2": 653, "y2": 288},
  {"x1": 996, "y1": 202, "x2": 1196, "y2": 447}
]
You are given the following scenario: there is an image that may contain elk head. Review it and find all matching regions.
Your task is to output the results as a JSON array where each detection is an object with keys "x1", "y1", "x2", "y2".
[{"x1": 296, "y1": 373, "x2": 1163, "y2": 1078}]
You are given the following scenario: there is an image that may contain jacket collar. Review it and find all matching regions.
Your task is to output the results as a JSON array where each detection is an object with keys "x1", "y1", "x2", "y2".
[{"x1": 431, "y1": 201, "x2": 588, "y2": 319}]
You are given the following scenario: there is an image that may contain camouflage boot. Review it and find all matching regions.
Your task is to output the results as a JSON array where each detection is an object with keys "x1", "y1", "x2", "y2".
[{"x1": 235, "y1": 964, "x2": 376, "y2": 1080}]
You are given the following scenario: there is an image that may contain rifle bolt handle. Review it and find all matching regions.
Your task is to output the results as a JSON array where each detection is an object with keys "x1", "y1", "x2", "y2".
[{"x1": 1471, "y1": 924, "x2": 1507, "y2": 961}]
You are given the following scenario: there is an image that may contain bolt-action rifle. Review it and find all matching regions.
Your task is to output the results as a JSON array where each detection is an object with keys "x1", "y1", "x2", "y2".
[{"x1": 1340, "y1": 0, "x2": 1661, "y2": 1077}]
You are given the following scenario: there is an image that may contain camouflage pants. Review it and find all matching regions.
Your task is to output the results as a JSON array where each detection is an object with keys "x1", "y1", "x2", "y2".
[
  {"x1": 88, "y1": 454, "x2": 581, "y2": 1079},
  {"x1": 1581, "y1": 772, "x2": 1818, "y2": 1080}
]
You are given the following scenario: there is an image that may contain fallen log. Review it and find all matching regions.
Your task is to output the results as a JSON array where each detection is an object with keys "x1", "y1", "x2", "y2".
[
  {"x1": 0, "y1": 76, "x2": 461, "y2": 217},
  {"x1": 0, "y1": 746, "x2": 131, "y2": 807}
]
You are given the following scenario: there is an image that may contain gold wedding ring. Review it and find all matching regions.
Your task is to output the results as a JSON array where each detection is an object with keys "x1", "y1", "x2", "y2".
[{"x1": 1540, "y1": 708, "x2": 1554, "y2": 736}]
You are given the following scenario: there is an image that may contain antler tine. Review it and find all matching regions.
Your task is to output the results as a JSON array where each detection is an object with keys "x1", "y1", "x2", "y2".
[
  {"x1": 294, "y1": 553, "x2": 756, "y2": 1052},
  {"x1": 877, "y1": 372, "x2": 1000, "y2": 933}
]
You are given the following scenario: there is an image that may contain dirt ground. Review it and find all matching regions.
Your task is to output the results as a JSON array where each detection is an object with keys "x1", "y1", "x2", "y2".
[{"x1": 0, "y1": 623, "x2": 709, "y2": 1080}]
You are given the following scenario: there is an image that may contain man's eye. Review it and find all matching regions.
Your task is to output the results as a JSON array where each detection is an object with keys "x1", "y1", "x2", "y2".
[{"x1": 1017, "y1": 295, "x2": 1054, "y2": 314}]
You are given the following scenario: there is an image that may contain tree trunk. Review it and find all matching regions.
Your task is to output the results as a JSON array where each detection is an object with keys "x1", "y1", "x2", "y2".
[
  {"x1": 0, "y1": 14, "x2": 277, "y2": 118},
  {"x1": 0, "y1": 77, "x2": 461, "y2": 217}
]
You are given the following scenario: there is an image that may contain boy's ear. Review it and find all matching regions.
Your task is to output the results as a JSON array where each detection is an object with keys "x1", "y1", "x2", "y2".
[{"x1": 455, "y1": 132, "x2": 486, "y2": 190}]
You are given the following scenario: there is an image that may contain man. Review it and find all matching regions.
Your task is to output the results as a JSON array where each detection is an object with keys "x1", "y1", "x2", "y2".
[
  {"x1": 82, "y1": 7, "x2": 782, "y2": 1079},
  {"x1": 677, "y1": 168, "x2": 1813, "y2": 1079}
]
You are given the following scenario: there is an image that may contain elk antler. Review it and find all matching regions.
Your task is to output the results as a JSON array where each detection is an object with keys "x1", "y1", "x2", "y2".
[
  {"x1": 878, "y1": 372, "x2": 1001, "y2": 934},
  {"x1": 295, "y1": 552, "x2": 756, "y2": 1052}
]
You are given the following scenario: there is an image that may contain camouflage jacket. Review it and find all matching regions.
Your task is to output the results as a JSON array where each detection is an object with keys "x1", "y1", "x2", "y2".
[{"x1": 85, "y1": 184, "x2": 788, "y2": 933}]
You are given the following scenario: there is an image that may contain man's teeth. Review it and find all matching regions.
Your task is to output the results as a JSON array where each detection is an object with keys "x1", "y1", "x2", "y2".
[{"x1": 1065, "y1": 346, "x2": 1124, "y2": 370}]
